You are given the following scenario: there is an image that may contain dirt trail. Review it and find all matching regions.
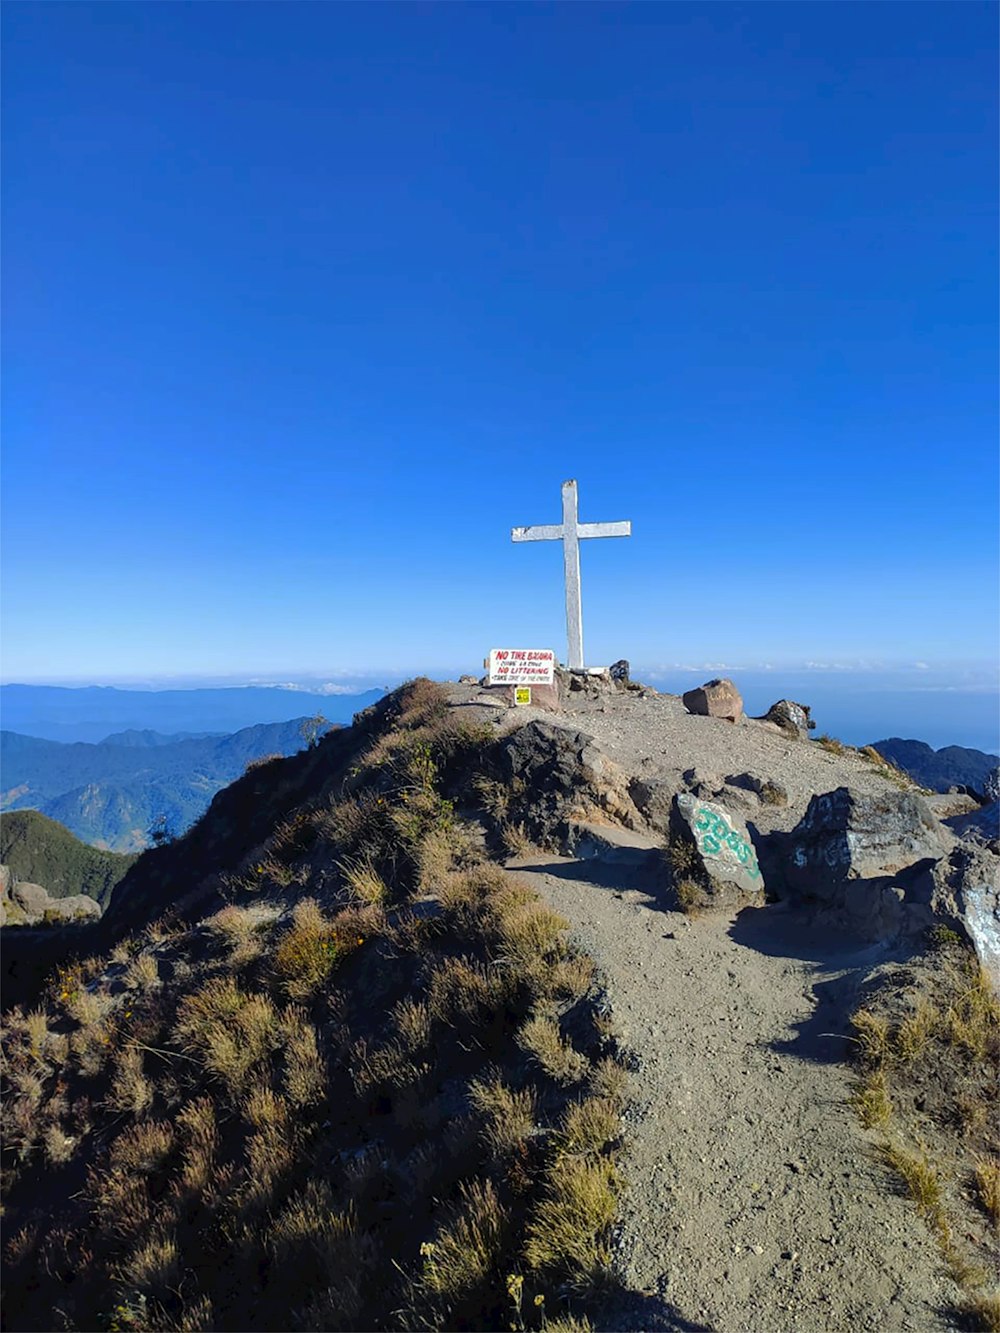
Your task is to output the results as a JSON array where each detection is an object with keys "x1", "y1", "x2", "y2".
[{"x1": 508, "y1": 851, "x2": 956, "y2": 1333}]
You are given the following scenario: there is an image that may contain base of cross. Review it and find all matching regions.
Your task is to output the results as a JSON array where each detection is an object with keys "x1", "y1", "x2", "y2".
[{"x1": 469, "y1": 660, "x2": 631, "y2": 712}]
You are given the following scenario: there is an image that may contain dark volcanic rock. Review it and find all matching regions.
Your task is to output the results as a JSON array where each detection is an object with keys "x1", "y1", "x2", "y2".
[
  {"x1": 496, "y1": 721, "x2": 641, "y2": 847},
  {"x1": 784, "y1": 787, "x2": 946, "y2": 891},
  {"x1": 627, "y1": 776, "x2": 676, "y2": 833},
  {"x1": 770, "y1": 785, "x2": 1000, "y2": 955}
]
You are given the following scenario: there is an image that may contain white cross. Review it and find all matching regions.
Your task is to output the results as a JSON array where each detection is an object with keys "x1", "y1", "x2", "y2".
[{"x1": 512, "y1": 479, "x2": 631, "y2": 671}]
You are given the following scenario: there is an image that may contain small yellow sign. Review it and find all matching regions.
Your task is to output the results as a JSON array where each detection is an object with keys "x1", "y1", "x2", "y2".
[{"x1": 514, "y1": 686, "x2": 532, "y2": 707}]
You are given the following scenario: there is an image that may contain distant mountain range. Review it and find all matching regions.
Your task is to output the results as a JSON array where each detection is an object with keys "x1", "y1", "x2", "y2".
[
  {"x1": 0, "y1": 810, "x2": 137, "y2": 909},
  {"x1": 0, "y1": 717, "x2": 339, "y2": 851},
  {"x1": 868, "y1": 738, "x2": 999, "y2": 797},
  {"x1": 0, "y1": 683, "x2": 383, "y2": 744}
]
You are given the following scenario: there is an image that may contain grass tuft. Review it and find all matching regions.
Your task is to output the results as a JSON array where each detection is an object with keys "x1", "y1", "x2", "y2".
[
  {"x1": 419, "y1": 1177, "x2": 506, "y2": 1308},
  {"x1": 852, "y1": 1070, "x2": 893, "y2": 1129},
  {"x1": 885, "y1": 1141, "x2": 942, "y2": 1216},
  {"x1": 517, "y1": 1014, "x2": 587, "y2": 1086},
  {"x1": 851, "y1": 1009, "x2": 892, "y2": 1067},
  {"x1": 524, "y1": 1157, "x2": 619, "y2": 1287},
  {"x1": 974, "y1": 1157, "x2": 1000, "y2": 1224},
  {"x1": 468, "y1": 1075, "x2": 537, "y2": 1157}
]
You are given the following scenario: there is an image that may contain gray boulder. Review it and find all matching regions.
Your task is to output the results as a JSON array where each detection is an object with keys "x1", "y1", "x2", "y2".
[
  {"x1": 627, "y1": 776, "x2": 676, "y2": 833},
  {"x1": 682, "y1": 678, "x2": 743, "y2": 723},
  {"x1": 1, "y1": 870, "x2": 102, "y2": 927},
  {"x1": 945, "y1": 799, "x2": 999, "y2": 847},
  {"x1": 12, "y1": 882, "x2": 50, "y2": 921},
  {"x1": 772, "y1": 786, "x2": 1000, "y2": 956},
  {"x1": 913, "y1": 845, "x2": 1000, "y2": 986},
  {"x1": 669, "y1": 793, "x2": 765, "y2": 909},
  {"x1": 725, "y1": 772, "x2": 789, "y2": 806},
  {"x1": 42, "y1": 894, "x2": 102, "y2": 923},
  {"x1": 758, "y1": 699, "x2": 815, "y2": 738},
  {"x1": 784, "y1": 787, "x2": 946, "y2": 891}
]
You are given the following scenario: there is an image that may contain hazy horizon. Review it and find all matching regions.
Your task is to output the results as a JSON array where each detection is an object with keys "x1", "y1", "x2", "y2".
[{"x1": 3, "y1": 661, "x2": 997, "y2": 754}]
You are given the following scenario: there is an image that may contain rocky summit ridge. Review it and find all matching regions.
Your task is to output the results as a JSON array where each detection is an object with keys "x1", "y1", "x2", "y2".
[
  {"x1": 2, "y1": 674, "x2": 997, "y2": 1333},
  {"x1": 445, "y1": 672, "x2": 999, "y2": 981}
]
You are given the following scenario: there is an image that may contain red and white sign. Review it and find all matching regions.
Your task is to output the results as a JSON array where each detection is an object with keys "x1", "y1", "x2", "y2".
[{"x1": 489, "y1": 648, "x2": 556, "y2": 685}]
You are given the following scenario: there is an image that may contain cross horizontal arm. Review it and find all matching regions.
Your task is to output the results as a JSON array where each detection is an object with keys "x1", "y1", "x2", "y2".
[
  {"x1": 578, "y1": 520, "x2": 632, "y2": 539},
  {"x1": 511, "y1": 524, "x2": 564, "y2": 542}
]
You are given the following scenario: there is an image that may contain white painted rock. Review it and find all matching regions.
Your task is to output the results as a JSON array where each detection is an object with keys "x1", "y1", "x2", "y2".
[{"x1": 671, "y1": 793, "x2": 765, "y2": 905}]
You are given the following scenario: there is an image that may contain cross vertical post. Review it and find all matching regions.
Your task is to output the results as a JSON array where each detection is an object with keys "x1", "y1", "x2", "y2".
[
  {"x1": 511, "y1": 480, "x2": 631, "y2": 672},
  {"x1": 561, "y1": 480, "x2": 584, "y2": 670}
]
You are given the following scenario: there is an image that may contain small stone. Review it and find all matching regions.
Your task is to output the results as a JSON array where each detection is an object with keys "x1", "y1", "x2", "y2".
[{"x1": 752, "y1": 1245, "x2": 764, "y2": 1255}]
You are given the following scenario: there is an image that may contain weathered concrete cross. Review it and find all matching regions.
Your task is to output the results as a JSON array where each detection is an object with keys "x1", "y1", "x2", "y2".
[{"x1": 512, "y1": 480, "x2": 631, "y2": 671}]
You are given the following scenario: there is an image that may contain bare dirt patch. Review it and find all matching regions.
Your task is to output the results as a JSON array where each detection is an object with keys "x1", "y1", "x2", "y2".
[{"x1": 508, "y1": 849, "x2": 958, "y2": 1332}]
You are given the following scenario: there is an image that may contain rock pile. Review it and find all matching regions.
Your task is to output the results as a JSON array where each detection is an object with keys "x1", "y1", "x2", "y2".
[{"x1": 0, "y1": 864, "x2": 101, "y2": 928}]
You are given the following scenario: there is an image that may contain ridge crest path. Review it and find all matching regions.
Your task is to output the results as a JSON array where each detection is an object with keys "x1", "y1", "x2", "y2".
[{"x1": 504, "y1": 856, "x2": 953, "y2": 1332}]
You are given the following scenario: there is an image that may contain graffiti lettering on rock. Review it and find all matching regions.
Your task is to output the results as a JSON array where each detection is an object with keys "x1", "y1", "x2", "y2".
[{"x1": 694, "y1": 806, "x2": 761, "y2": 880}]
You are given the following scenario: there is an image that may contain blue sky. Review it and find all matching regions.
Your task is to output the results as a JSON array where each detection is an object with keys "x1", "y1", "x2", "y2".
[{"x1": 3, "y1": 2, "x2": 997, "y2": 694}]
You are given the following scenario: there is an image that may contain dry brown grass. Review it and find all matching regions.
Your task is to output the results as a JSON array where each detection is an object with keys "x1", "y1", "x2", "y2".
[
  {"x1": 816, "y1": 733, "x2": 847, "y2": 756},
  {"x1": 243, "y1": 1082, "x2": 289, "y2": 1129},
  {"x1": 427, "y1": 956, "x2": 496, "y2": 1026},
  {"x1": 340, "y1": 854, "x2": 388, "y2": 906},
  {"x1": 944, "y1": 965, "x2": 1000, "y2": 1061},
  {"x1": 419, "y1": 1177, "x2": 506, "y2": 1308},
  {"x1": 974, "y1": 1157, "x2": 1000, "y2": 1224},
  {"x1": 468, "y1": 1074, "x2": 537, "y2": 1156},
  {"x1": 849, "y1": 944, "x2": 1000, "y2": 1331},
  {"x1": 280, "y1": 1008, "x2": 326, "y2": 1108},
  {"x1": 886, "y1": 1141, "x2": 942, "y2": 1215},
  {"x1": 116, "y1": 1230, "x2": 181, "y2": 1296},
  {"x1": 0, "y1": 676, "x2": 625, "y2": 1333},
  {"x1": 500, "y1": 821, "x2": 534, "y2": 858},
  {"x1": 105, "y1": 1043, "x2": 154, "y2": 1115},
  {"x1": 271, "y1": 1180, "x2": 377, "y2": 1322},
  {"x1": 517, "y1": 1014, "x2": 587, "y2": 1086},
  {"x1": 963, "y1": 1290, "x2": 1000, "y2": 1333},
  {"x1": 560, "y1": 1097, "x2": 621, "y2": 1157},
  {"x1": 42, "y1": 1123, "x2": 77, "y2": 1165},
  {"x1": 392, "y1": 997, "x2": 432, "y2": 1054},
  {"x1": 852, "y1": 1069, "x2": 893, "y2": 1129},
  {"x1": 494, "y1": 901, "x2": 570, "y2": 968},
  {"x1": 758, "y1": 781, "x2": 787, "y2": 806},
  {"x1": 851, "y1": 1008, "x2": 892, "y2": 1066},
  {"x1": 588, "y1": 1056, "x2": 626, "y2": 1103},
  {"x1": 524, "y1": 1156, "x2": 619, "y2": 1286},
  {"x1": 272, "y1": 898, "x2": 340, "y2": 999},
  {"x1": 546, "y1": 952, "x2": 597, "y2": 1004},
  {"x1": 124, "y1": 951, "x2": 161, "y2": 990},
  {"x1": 175, "y1": 978, "x2": 280, "y2": 1091}
]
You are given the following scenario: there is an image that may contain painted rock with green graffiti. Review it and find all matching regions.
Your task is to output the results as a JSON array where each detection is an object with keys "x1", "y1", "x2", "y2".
[{"x1": 669, "y1": 793, "x2": 766, "y2": 906}]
